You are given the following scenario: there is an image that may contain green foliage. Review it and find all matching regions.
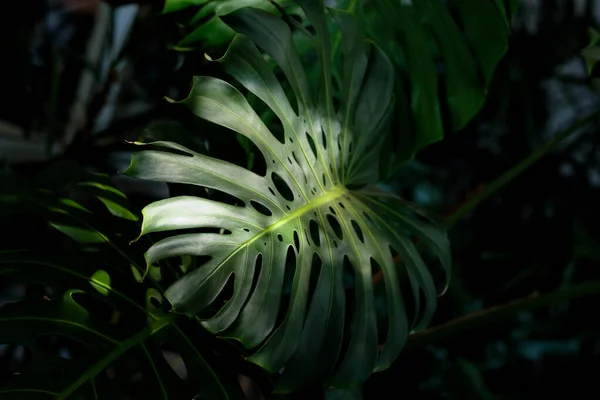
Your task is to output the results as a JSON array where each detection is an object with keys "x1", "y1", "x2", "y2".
[
  {"x1": 125, "y1": 1, "x2": 450, "y2": 392},
  {"x1": 161, "y1": 0, "x2": 294, "y2": 50},
  {"x1": 0, "y1": 163, "x2": 243, "y2": 399},
  {"x1": 3, "y1": 0, "x2": 549, "y2": 398},
  {"x1": 581, "y1": 27, "x2": 600, "y2": 93},
  {"x1": 366, "y1": 0, "x2": 517, "y2": 164},
  {"x1": 163, "y1": 0, "x2": 516, "y2": 167}
]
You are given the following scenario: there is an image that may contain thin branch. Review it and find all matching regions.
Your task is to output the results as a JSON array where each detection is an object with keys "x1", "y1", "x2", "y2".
[
  {"x1": 406, "y1": 281, "x2": 600, "y2": 350},
  {"x1": 445, "y1": 109, "x2": 600, "y2": 228},
  {"x1": 374, "y1": 110, "x2": 600, "y2": 284}
]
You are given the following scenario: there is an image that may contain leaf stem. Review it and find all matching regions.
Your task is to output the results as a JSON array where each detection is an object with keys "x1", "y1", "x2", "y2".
[
  {"x1": 374, "y1": 110, "x2": 600, "y2": 283},
  {"x1": 401, "y1": 110, "x2": 600, "y2": 345},
  {"x1": 445, "y1": 109, "x2": 600, "y2": 228},
  {"x1": 406, "y1": 281, "x2": 600, "y2": 350},
  {"x1": 57, "y1": 318, "x2": 170, "y2": 399}
]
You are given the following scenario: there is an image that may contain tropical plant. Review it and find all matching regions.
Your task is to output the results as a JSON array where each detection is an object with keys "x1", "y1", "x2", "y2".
[
  {"x1": 162, "y1": 0, "x2": 517, "y2": 166},
  {"x1": 124, "y1": 1, "x2": 451, "y2": 393},
  {"x1": 1, "y1": 0, "x2": 532, "y2": 398},
  {"x1": 160, "y1": 0, "x2": 296, "y2": 50},
  {"x1": 363, "y1": 0, "x2": 519, "y2": 164},
  {"x1": 0, "y1": 163, "x2": 245, "y2": 399}
]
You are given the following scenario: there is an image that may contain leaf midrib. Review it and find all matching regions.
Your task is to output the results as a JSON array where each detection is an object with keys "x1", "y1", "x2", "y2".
[
  {"x1": 267, "y1": 185, "x2": 346, "y2": 233},
  {"x1": 178, "y1": 186, "x2": 348, "y2": 309}
]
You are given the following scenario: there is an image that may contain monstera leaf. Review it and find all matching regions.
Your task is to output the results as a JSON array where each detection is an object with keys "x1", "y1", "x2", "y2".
[
  {"x1": 161, "y1": 0, "x2": 295, "y2": 49},
  {"x1": 365, "y1": 0, "x2": 519, "y2": 164},
  {"x1": 125, "y1": 1, "x2": 451, "y2": 392},
  {"x1": 0, "y1": 165, "x2": 243, "y2": 399}
]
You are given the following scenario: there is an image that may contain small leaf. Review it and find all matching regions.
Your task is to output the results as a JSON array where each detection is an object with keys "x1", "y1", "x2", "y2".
[
  {"x1": 90, "y1": 270, "x2": 112, "y2": 296},
  {"x1": 582, "y1": 27, "x2": 600, "y2": 76}
]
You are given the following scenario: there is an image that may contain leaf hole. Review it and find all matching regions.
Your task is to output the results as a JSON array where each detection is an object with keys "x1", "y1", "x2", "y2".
[
  {"x1": 370, "y1": 257, "x2": 381, "y2": 279},
  {"x1": 335, "y1": 256, "x2": 356, "y2": 371},
  {"x1": 292, "y1": 151, "x2": 300, "y2": 165},
  {"x1": 252, "y1": 97, "x2": 284, "y2": 144},
  {"x1": 243, "y1": 228, "x2": 250, "y2": 232},
  {"x1": 309, "y1": 219, "x2": 320, "y2": 246},
  {"x1": 250, "y1": 200, "x2": 272, "y2": 216},
  {"x1": 271, "y1": 172, "x2": 295, "y2": 202},
  {"x1": 286, "y1": 205, "x2": 291, "y2": 211},
  {"x1": 351, "y1": 220, "x2": 364, "y2": 243},
  {"x1": 389, "y1": 245, "x2": 400, "y2": 260},
  {"x1": 277, "y1": 233, "x2": 283, "y2": 242},
  {"x1": 306, "y1": 134, "x2": 318, "y2": 158},
  {"x1": 326, "y1": 214, "x2": 343, "y2": 240},
  {"x1": 150, "y1": 296, "x2": 162, "y2": 309},
  {"x1": 389, "y1": 245, "x2": 417, "y2": 322},
  {"x1": 273, "y1": 246, "x2": 297, "y2": 330},
  {"x1": 363, "y1": 211, "x2": 378, "y2": 228},
  {"x1": 342, "y1": 254, "x2": 356, "y2": 288},
  {"x1": 338, "y1": 202, "x2": 345, "y2": 209},
  {"x1": 322, "y1": 172, "x2": 327, "y2": 186},
  {"x1": 162, "y1": 348, "x2": 188, "y2": 380},
  {"x1": 288, "y1": 157, "x2": 293, "y2": 165},
  {"x1": 249, "y1": 254, "x2": 263, "y2": 299},
  {"x1": 369, "y1": 258, "x2": 389, "y2": 345},
  {"x1": 202, "y1": 187, "x2": 247, "y2": 207},
  {"x1": 329, "y1": 206, "x2": 336, "y2": 215},
  {"x1": 321, "y1": 130, "x2": 327, "y2": 149},
  {"x1": 282, "y1": 245, "x2": 297, "y2": 296},
  {"x1": 293, "y1": 230, "x2": 300, "y2": 253},
  {"x1": 305, "y1": 253, "x2": 323, "y2": 314}
]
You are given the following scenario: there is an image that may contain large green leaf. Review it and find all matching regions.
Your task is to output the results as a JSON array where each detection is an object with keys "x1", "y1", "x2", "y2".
[
  {"x1": 368, "y1": 0, "x2": 517, "y2": 164},
  {"x1": 0, "y1": 165, "x2": 243, "y2": 399},
  {"x1": 161, "y1": 0, "x2": 292, "y2": 50},
  {"x1": 125, "y1": 2, "x2": 450, "y2": 392}
]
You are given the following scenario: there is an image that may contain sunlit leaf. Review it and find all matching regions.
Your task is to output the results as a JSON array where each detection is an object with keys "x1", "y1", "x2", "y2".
[{"x1": 126, "y1": 2, "x2": 451, "y2": 391}]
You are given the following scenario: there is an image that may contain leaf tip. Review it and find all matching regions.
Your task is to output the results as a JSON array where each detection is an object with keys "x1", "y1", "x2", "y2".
[{"x1": 129, "y1": 233, "x2": 142, "y2": 245}]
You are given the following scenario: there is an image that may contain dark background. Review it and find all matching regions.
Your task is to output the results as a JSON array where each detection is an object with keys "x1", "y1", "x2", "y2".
[{"x1": 1, "y1": 1, "x2": 600, "y2": 398}]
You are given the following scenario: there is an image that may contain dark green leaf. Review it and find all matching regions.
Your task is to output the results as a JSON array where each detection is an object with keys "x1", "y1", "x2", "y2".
[
  {"x1": 368, "y1": 0, "x2": 513, "y2": 165},
  {"x1": 126, "y1": 2, "x2": 450, "y2": 391}
]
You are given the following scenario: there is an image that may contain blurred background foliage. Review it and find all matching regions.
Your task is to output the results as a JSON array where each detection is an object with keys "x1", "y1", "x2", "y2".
[{"x1": 2, "y1": 0, "x2": 600, "y2": 399}]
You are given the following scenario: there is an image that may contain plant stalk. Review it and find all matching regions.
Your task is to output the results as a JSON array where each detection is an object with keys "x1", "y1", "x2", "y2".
[
  {"x1": 445, "y1": 109, "x2": 600, "y2": 228},
  {"x1": 407, "y1": 281, "x2": 600, "y2": 350}
]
